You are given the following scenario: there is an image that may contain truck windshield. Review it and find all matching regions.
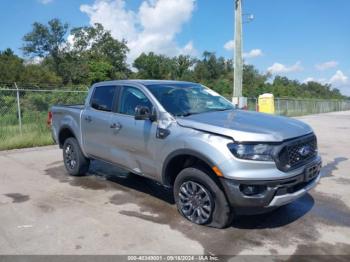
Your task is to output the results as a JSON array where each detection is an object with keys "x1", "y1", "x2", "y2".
[{"x1": 145, "y1": 84, "x2": 234, "y2": 117}]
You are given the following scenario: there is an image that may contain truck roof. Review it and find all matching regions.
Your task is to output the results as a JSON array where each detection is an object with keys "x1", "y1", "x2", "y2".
[{"x1": 92, "y1": 79, "x2": 196, "y2": 87}]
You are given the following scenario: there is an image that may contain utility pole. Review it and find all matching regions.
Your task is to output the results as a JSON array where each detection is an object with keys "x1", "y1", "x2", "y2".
[{"x1": 232, "y1": 0, "x2": 247, "y2": 108}]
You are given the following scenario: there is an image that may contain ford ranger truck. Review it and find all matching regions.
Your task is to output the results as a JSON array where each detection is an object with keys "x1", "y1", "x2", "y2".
[{"x1": 50, "y1": 80, "x2": 321, "y2": 228}]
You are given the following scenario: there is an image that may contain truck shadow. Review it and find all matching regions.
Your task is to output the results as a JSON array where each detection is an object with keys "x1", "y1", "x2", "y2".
[
  {"x1": 232, "y1": 194, "x2": 314, "y2": 229},
  {"x1": 44, "y1": 159, "x2": 323, "y2": 255},
  {"x1": 90, "y1": 159, "x2": 315, "y2": 230},
  {"x1": 90, "y1": 160, "x2": 175, "y2": 204},
  {"x1": 45, "y1": 159, "x2": 314, "y2": 230}
]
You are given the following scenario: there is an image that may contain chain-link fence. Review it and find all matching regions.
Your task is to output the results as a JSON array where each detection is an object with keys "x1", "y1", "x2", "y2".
[
  {"x1": 247, "y1": 97, "x2": 258, "y2": 111},
  {"x1": 274, "y1": 98, "x2": 350, "y2": 116},
  {"x1": 226, "y1": 97, "x2": 350, "y2": 116},
  {"x1": 0, "y1": 85, "x2": 87, "y2": 150},
  {"x1": 1, "y1": 85, "x2": 350, "y2": 150}
]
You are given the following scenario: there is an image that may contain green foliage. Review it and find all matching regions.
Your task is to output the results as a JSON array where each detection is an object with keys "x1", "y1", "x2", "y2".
[
  {"x1": 195, "y1": 51, "x2": 227, "y2": 80},
  {"x1": 22, "y1": 18, "x2": 69, "y2": 58},
  {"x1": 242, "y1": 65, "x2": 269, "y2": 97},
  {"x1": 0, "y1": 119, "x2": 53, "y2": 150},
  {"x1": 172, "y1": 55, "x2": 195, "y2": 79},
  {"x1": 22, "y1": 18, "x2": 69, "y2": 73},
  {"x1": 0, "y1": 48, "x2": 62, "y2": 86},
  {"x1": 0, "y1": 48, "x2": 24, "y2": 83},
  {"x1": 88, "y1": 60, "x2": 114, "y2": 84},
  {"x1": 1, "y1": 16, "x2": 346, "y2": 101},
  {"x1": 133, "y1": 52, "x2": 174, "y2": 79},
  {"x1": 265, "y1": 76, "x2": 344, "y2": 99},
  {"x1": 0, "y1": 91, "x2": 87, "y2": 150},
  {"x1": 21, "y1": 64, "x2": 62, "y2": 85},
  {"x1": 55, "y1": 23, "x2": 130, "y2": 85},
  {"x1": 0, "y1": 18, "x2": 347, "y2": 101},
  {"x1": 18, "y1": 21, "x2": 130, "y2": 86},
  {"x1": 70, "y1": 23, "x2": 129, "y2": 73},
  {"x1": 56, "y1": 52, "x2": 90, "y2": 85}
]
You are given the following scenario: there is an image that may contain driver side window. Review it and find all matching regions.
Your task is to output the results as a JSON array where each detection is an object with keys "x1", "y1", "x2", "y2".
[{"x1": 118, "y1": 86, "x2": 153, "y2": 116}]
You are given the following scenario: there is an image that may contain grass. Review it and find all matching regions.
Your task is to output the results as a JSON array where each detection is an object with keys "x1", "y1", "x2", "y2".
[
  {"x1": 0, "y1": 115, "x2": 54, "y2": 151},
  {"x1": 0, "y1": 91, "x2": 88, "y2": 151}
]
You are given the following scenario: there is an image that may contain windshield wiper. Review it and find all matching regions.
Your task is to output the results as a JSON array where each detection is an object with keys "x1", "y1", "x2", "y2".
[
  {"x1": 175, "y1": 109, "x2": 233, "y2": 117},
  {"x1": 175, "y1": 112, "x2": 198, "y2": 117},
  {"x1": 206, "y1": 108, "x2": 233, "y2": 112}
]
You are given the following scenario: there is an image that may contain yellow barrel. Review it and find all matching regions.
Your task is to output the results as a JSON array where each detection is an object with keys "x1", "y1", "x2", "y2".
[{"x1": 258, "y1": 93, "x2": 275, "y2": 114}]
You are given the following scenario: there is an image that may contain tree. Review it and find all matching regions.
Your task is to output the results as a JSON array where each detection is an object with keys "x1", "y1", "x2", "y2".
[
  {"x1": 172, "y1": 55, "x2": 195, "y2": 79},
  {"x1": 70, "y1": 23, "x2": 129, "y2": 75},
  {"x1": 0, "y1": 48, "x2": 62, "y2": 86},
  {"x1": 133, "y1": 52, "x2": 174, "y2": 79},
  {"x1": 243, "y1": 65, "x2": 269, "y2": 97},
  {"x1": 53, "y1": 23, "x2": 131, "y2": 84},
  {"x1": 6, "y1": 19, "x2": 350, "y2": 99},
  {"x1": 22, "y1": 19, "x2": 69, "y2": 71},
  {"x1": 55, "y1": 52, "x2": 89, "y2": 85},
  {"x1": 21, "y1": 64, "x2": 62, "y2": 86},
  {"x1": 88, "y1": 61, "x2": 114, "y2": 84},
  {"x1": 0, "y1": 48, "x2": 23, "y2": 83},
  {"x1": 193, "y1": 52, "x2": 227, "y2": 82}
]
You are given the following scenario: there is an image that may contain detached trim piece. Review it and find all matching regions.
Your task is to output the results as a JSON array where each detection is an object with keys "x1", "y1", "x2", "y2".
[{"x1": 268, "y1": 174, "x2": 320, "y2": 207}]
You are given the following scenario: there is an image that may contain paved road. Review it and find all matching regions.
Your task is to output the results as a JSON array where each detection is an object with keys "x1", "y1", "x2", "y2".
[{"x1": 0, "y1": 111, "x2": 350, "y2": 256}]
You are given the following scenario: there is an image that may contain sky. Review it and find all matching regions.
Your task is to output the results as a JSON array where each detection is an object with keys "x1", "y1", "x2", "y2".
[{"x1": 0, "y1": 0, "x2": 349, "y2": 95}]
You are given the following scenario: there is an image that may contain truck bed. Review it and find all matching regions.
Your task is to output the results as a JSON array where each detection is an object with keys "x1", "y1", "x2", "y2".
[
  {"x1": 51, "y1": 104, "x2": 85, "y2": 146},
  {"x1": 52, "y1": 104, "x2": 84, "y2": 110}
]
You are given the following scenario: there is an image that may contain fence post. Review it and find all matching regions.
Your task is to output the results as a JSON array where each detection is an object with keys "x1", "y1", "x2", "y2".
[{"x1": 14, "y1": 82, "x2": 22, "y2": 135}]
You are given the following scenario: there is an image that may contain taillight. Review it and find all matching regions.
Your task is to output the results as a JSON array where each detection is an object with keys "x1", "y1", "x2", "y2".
[{"x1": 47, "y1": 111, "x2": 52, "y2": 127}]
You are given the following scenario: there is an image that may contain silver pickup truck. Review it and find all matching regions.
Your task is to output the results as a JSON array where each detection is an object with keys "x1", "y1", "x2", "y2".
[{"x1": 51, "y1": 80, "x2": 321, "y2": 228}]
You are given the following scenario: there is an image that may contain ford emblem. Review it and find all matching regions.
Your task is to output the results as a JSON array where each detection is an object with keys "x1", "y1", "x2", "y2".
[{"x1": 298, "y1": 145, "x2": 311, "y2": 157}]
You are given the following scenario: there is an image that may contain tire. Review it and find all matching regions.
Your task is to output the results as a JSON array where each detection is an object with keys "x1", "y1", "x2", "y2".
[
  {"x1": 62, "y1": 137, "x2": 90, "y2": 176},
  {"x1": 174, "y1": 166, "x2": 233, "y2": 228}
]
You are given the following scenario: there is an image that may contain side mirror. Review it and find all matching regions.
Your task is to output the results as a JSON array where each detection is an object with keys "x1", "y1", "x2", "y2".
[{"x1": 135, "y1": 105, "x2": 156, "y2": 121}]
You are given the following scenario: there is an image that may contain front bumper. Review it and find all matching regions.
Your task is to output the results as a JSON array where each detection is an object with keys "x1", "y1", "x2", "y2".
[
  {"x1": 267, "y1": 174, "x2": 320, "y2": 207},
  {"x1": 220, "y1": 157, "x2": 321, "y2": 213}
]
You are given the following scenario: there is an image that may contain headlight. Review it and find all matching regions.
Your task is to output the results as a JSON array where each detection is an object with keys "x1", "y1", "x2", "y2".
[{"x1": 227, "y1": 143, "x2": 275, "y2": 161}]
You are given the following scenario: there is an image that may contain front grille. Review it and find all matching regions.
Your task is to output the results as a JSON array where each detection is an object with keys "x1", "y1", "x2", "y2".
[{"x1": 277, "y1": 134, "x2": 317, "y2": 171}]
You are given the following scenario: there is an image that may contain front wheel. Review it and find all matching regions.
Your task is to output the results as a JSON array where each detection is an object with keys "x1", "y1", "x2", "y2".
[
  {"x1": 174, "y1": 166, "x2": 233, "y2": 228},
  {"x1": 63, "y1": 137, "x2": 90, "y2": 176}
]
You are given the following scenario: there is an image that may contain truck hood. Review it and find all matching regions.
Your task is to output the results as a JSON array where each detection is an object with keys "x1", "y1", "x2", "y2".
[{"x1": 176, "y1": 110, "x2": 313, "y2": 142}]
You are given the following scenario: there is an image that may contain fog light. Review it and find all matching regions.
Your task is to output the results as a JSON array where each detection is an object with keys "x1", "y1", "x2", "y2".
[{"x1": 240, "y1": 185, "x2": 266, "y2": 196}]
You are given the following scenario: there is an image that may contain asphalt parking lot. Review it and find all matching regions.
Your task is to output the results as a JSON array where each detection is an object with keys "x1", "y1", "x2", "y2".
[{"x1": 0, "y1": 111, "x2": 350, "y2": 256}]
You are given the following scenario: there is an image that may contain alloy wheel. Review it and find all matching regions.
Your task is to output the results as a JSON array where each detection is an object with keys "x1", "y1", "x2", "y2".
[
  {"x1": 178, "y1": 181, "x2": 213, "y2": 224},
  {"x1": 64, "y1": 144, "x2": 77, "y2": 170}
]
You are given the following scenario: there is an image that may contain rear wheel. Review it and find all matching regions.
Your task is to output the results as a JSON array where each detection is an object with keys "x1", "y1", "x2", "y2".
[
  {"x1": 174, "y1": 166, "x2": 233, "y2": 228},
  {"x1": 63, "y1": 137, "x2": 90, "y2": 176}
]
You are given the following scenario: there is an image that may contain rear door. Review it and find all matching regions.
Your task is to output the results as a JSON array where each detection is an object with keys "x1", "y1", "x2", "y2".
[{"x1": 81, "y1": 85, "x2": 118, "y2": 160}]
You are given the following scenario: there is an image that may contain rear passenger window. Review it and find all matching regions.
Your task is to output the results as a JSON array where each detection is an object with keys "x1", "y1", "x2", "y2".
[{"x1": 91, "y1": 86, "x2": 116, "y2": 112}]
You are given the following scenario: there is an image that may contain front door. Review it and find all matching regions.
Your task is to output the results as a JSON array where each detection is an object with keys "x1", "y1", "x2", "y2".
[{"x1": 108, "y1": 85, "x2": 158, "y2": 178}]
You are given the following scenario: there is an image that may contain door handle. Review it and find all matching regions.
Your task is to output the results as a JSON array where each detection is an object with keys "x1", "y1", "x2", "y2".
[
  {"x1": 110, "y1": 122, "x2": 122, "y2": 130},
  {"x1": 84, "y1": 115, "x2": 92, "y2": 122}
]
